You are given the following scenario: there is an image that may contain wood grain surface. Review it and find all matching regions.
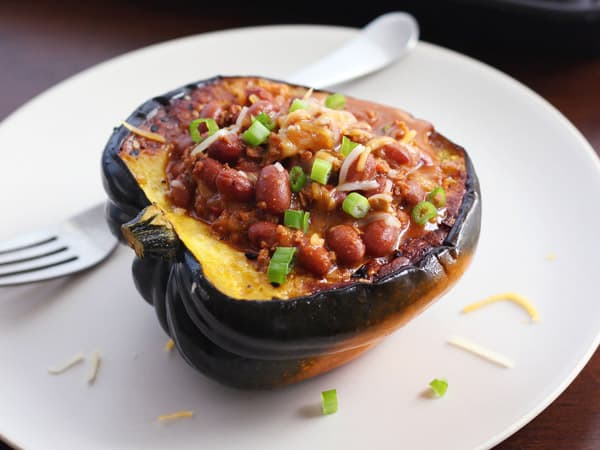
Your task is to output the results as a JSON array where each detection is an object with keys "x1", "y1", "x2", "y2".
[{"x1": 0, "y1": 1, "x2": 598, "y2": 449}]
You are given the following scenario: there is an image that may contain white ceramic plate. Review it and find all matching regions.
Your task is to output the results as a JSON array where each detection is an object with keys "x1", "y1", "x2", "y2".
[{"x1": 1, "y1": 25, "x2": 599, "y2": 450}]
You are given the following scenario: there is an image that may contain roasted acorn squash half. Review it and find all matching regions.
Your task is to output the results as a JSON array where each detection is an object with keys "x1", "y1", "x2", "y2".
[{"x1": 101, "y1": 76, "x2": 481, "y2": 389}]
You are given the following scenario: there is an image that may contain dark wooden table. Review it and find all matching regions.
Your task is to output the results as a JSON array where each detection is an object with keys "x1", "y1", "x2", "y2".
[{"x1": 1, "y1": 1, "x2": 598, "y2": 449}]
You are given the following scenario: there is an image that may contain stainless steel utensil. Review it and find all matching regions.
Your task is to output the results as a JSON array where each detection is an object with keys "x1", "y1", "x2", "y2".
[{"x1": 0, "y1": 204, "x2": 117, "y2": 286}]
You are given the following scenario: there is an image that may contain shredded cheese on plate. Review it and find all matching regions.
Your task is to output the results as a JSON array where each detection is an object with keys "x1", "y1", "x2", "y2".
[
  {"x1": 462, "y1": 292, "x2": 540, "y2": 322},
  {"x1": 48, "y1": 352, "x2": 85, "y2": 375},
  {"x1": 87, "y1": 351, "x2": 101, "y2": 384},
  {"x1": 164, "y1": 339, "x2": 175, "y2": 352},
  {"x1": 157, "y1": 410, "x2": 194, "y2": 422},
  {"x1": 447, "y1": 336, "x2": 514, "y2": 368}
]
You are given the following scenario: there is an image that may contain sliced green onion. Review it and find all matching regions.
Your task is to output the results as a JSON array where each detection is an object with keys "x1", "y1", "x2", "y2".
[
  {"x1": 267, "y1": 262, "x2": 288, "y2": 285},
  {"x1": 427, "y1": 187, "x2": 447, "y2": 208},
  {"x1": 429, "y1": 378, "x2": 448, "y2": 397},
  {"x1": 289, "y1": 98, "x2": 308, "y2": 113},
  {"x1": 412, "y1": 201, "x2": 438, "y2": 225},
  {"x1": 321, "y1": 389, "x2": 338, "y2": 415},
  {"x1": 242, "y1": 120, "x2": 270, "y2": 146},
  {"x1": 284, "y1": 210, "x2": 303, "y2": 230},
  {"x1": 310, "y1": 158, "x2": 333, "y2": 185},
  {"x1": 284, "y1": 210, "x2": 310, "y2": 233},
  {"x1": 325, "y1": 93, "x2": 346, "y2": 110},
  {"x1": 252, "y1": 112, "x2": 276, "y2": 131},
  {"x1": 267, "y1": 247, "x2": 296, "y2": 285},
  {"x1": 189, "y1": 118, "x2": 219, "y2": 143},
  {"x1": 340, "y1": 136, "x2": 359, "y2": 157},
  {"x1": 302, "y1": 211, "x2": 310, "y2": 233},
  {"x1": 290, "y1": 166, "x2": 307, "y2": 192},
  {"x1": 342, "y1": 192, "x2": 370, "y2": 219},
  {"x1": 271, "y1": 246, "x2": 296, "y2": 264}
]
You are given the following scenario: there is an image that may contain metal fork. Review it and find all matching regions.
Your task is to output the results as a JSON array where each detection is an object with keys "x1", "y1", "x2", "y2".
[{"x1": 0, "y1": 203, "x2": 117, "y2": 287}]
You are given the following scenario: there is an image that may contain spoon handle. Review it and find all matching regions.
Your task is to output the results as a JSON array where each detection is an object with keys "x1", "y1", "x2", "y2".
[{"x1": 286, "y1": 12, "x2": 419, "y2": 89}]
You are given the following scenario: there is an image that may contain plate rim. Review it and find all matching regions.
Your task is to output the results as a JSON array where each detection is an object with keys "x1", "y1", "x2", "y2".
[{"x1": 1, "y1": 22, "x2": 599, "y2": 450}]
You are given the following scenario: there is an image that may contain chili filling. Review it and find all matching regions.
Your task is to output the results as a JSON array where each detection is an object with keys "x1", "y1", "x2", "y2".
[{"x1": 119, "y1": 77, "x2": 467, "y2": 291}]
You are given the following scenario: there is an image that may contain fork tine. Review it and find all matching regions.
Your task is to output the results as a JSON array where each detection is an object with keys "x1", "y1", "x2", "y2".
[
  {"x1": 0, "y1": 256, "x2": 83, "y2": 286},
  {"x1": 0, "y1": 229, "x2": 59, "y2": 254},
  {"x1": 0, "y1": 202, "x2": 118, "y2": 286},
  {"x1": 0, "y1": 248, "x2": 78, "y2": 277},
  {"x1": 0, "y1": 238, "x2": 68, "y2": 265}
]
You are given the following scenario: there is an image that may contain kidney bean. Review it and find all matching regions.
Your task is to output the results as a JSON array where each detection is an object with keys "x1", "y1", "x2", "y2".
[
  {"x1": 346, "y1": 153, "x2": 376, "y2": 182},
  {"x1": 326, "y1": 225, "x2": 365, "y2": 266},
  {"x1": 192, "y1": 158, "x2": 223, "y2": 190},
  {"x1": 248, "y1": 222, "x2": 279, "y2": 248},
  {"x1": 297, "y1": 244, "x2": 332, "y2": 277},
  {"x1": 169, "y1": 176, "x2": 193, "y2": 208},
  {"x1": 200, "y1": 101, "x2": 226, "y2": 125},
  {"x1": 362, "y1": 220, "x2": 401, "y2": 257},
  {"x1": 381, "y1": 143, "x2": 410, "y2": 165},
  {"x1": 215, "y1": 168, "x2": 254, "y2": 202},
  {"x1": 255, "y1": 164, "x2": 291, "y2": 213},
  {"x1": 398, "y1": 179, "x2": 425, "y2": 206},
  {"x1": 207, "y1": 134, "x2": 244, "y2": 163}
]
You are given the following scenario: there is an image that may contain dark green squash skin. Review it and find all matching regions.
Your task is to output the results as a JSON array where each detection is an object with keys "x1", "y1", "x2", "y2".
[{"x1": 101, "y1": 76, "x2": 481, "y2": 389}]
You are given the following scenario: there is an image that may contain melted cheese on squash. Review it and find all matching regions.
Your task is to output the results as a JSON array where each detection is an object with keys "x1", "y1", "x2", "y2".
[{"x1": 121, "y1": 150, "x2": 316, "y2": 300}]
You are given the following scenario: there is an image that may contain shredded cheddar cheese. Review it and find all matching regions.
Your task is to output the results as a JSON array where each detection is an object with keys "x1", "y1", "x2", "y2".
[
  {"x1": 356, "y1": 147, "x2": 372, "y2": 172},
  {"x1": 48, "y1": 352, "x2": 85, "y2": 375},
  {"x1": 164, "y1": 339, "x2": 175, "y2": 352},
  {"x1": 447, "y1": 336, "x2": 514, "y2": 368},
  {"x1": 87, "y1": 351, "x2": 101, "y2": 384},
  {"x1": 366, "y1": 136, "x2": 396, "y2": 152},
  {"x1": 157, "y1": 410, "x2": 194, "y2": 422},
  {"x1": 121, "y1": 121, "x2": 166, "y2": 144},
  {"x1": 462, "y1": 292, "x2": 540, "y2": 322},
  {"x1": 314, "y1": 150, "x2": 339, "y2": 164},
  {"x1": 400, "y1": 129, "x2": 417, "y2": 144}
]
